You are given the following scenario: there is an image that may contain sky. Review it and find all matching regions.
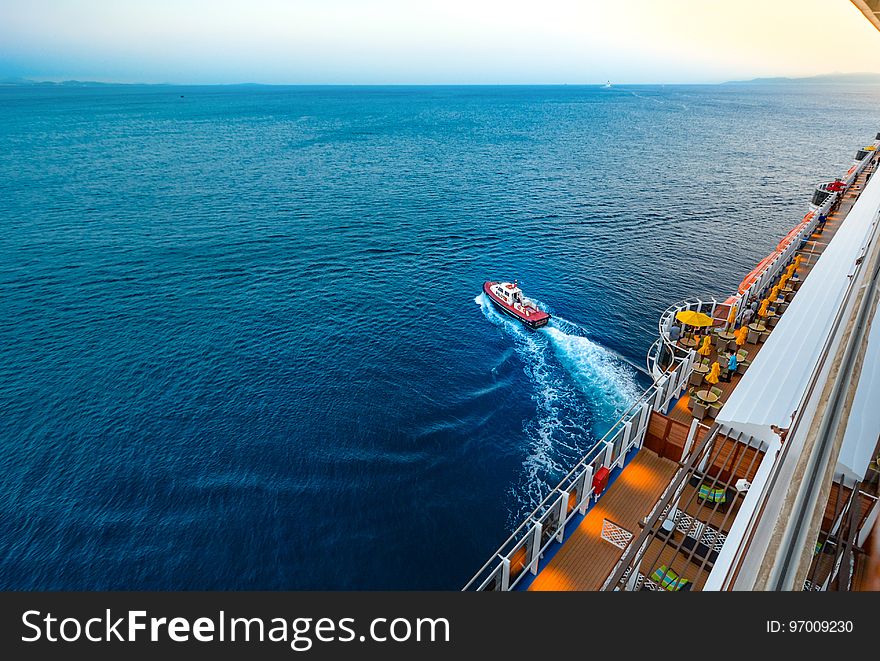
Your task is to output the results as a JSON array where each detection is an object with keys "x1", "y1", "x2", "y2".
[{"x1": 1, "y1": 0, "x2": 879, "y2": 84}]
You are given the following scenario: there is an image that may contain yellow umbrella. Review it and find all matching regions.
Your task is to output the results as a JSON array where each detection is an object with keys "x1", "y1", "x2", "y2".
[
  {"x1": 706, "y1": 362, "x2": 721, "y2": 385},
  {"x1": 785, "y1": 263, "x2": 796, "y2": 277},
  {"x1": 794, "y1": 254, "x2": 803, "y2": 269},
  {"x1": 675, "y1": 310, "x2": 713, "y2": 327},
  {"x1": 726, "y1": 304, "x2": 738, "y2": 328},
  {"x1": 758, "y1": 299, "x2": 770, "y2": 317},
  {"x1": 735, "y1": 326, "x2": 748, "y2": 346},
  {"x1": 770, "y1": 285, "x2": 780, "y2": 301},
  {"x1": 697, "y1": 335, "x2": 713, "y2": 359}
]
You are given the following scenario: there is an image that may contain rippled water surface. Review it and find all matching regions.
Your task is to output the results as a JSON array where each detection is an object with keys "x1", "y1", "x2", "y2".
[{"x1": 1, "y1": 84, "x2": 878, "y2": 589}]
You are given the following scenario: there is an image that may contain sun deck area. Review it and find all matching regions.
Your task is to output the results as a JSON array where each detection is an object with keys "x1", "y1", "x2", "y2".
[{"x1": 527, "y1": 450, "x2": 677, "y2": 591}]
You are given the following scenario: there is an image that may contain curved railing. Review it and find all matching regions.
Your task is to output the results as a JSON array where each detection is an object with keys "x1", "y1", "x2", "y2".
[{"x1": 647, "y1": 296, "x2": 720, "y2": 381}]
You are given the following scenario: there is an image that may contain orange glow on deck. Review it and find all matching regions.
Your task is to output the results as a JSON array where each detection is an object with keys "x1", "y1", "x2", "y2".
[{"x1": 614, "y1": 461, "x2": 667, "y2": 494}]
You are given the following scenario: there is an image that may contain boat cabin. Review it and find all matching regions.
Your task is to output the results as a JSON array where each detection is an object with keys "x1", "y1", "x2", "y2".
[{"x1": 493, "y1": 282, "x2": 524, "y2": 308}]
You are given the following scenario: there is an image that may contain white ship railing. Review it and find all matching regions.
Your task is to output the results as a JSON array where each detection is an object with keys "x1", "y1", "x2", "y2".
[
  {"x1": 648, "y1": 297, "x2": 719, "y2": 380},
  {"x1": 463, "y1": 353, "x2": 695, "y2": 591},
  {"x1": 729, "y1": 138, "x2": 879, "y2": 328}
]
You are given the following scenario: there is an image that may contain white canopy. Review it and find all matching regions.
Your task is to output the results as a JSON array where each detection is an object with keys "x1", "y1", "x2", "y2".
[
  {"x1": 718, "y1": 167, "x2": 880, "y2": 463},
  {"x1": 836, "y1": 303, "x2": 880, "y2": 481}
]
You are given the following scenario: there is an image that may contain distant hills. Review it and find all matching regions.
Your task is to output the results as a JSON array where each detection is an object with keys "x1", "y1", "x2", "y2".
[
  {"x1": 3, "y1": 72, "x2": 880, "y2": 87},
  {"x1": 726, "y1": 72, "x2": 880, "y2": 85},
  {"x1": 0, "y1": 77, "x2": 117, "y2": 87}
]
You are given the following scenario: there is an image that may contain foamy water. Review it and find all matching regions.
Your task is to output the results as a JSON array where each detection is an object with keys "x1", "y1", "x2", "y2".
[{"x1": 475, "y1": 293, "x2": 642, "y2": 516}]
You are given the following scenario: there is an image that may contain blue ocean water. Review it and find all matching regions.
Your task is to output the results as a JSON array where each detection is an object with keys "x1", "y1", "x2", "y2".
[{"x1": 1, "y1": 84, "x2": 878, "y2": 589}]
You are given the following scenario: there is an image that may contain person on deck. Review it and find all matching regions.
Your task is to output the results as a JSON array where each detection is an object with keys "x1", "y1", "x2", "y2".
[
  {"x1": 817, "y1": 213, "x2": 827, "y2": 234},
  {"x1": 723, "y1": 352, "x2": 737, "y2": 381},
  {"x1": 742, "y1": 307, "x2": 755, "y2": 326},
  {"x1": 669, "y1": 324, "x2": 681, "y2": 342}
]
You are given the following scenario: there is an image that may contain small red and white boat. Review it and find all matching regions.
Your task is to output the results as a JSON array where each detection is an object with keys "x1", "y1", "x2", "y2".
[{"x1": 483, "y1": 280, "x2": 551, "y2": 329}]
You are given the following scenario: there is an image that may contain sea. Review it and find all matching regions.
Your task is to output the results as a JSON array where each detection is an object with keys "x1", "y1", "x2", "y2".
[{"x1": 0, "y1": 83, "x2": 878, "y2": 589}]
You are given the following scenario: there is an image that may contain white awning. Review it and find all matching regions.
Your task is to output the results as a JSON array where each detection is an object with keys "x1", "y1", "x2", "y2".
[
  {"x1": 837, "y1": 303, "x2": 880, "y2": 481},
  {"x1": 717, "y1": 166, "x2": 880, "y2": 441}
]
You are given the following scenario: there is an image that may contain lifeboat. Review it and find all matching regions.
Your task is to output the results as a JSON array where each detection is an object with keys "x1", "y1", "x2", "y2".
[{"x1": 483, "y1": 280, "x2": 551, "y2": 329}]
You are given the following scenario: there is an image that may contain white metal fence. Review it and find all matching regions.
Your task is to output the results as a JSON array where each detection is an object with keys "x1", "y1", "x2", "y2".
[{"x1": 463, "y1": 354, "x2": 694, "y2": 591}]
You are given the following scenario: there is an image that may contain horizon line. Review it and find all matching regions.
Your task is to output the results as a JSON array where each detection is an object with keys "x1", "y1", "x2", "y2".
[{"x1": 4, "y1": 71, "x2": 880, "y2": 88}]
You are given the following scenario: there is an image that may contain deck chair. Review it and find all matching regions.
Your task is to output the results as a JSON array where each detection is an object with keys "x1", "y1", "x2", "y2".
[
  {"x1": 759, "y1": 331, "x2": 771, "y2": 343},
  {"x1": 691, "y1": 400, "x2": 707, "y2": 420},
  {"x1": 747, "y1": 328, "x2": 760, "y2": 344},
  {"x1": 714, "y1": 335, "x2": 727, "y2": 351},
  {"x1": 698, "y1": 484, "x2": 727, "y2": 504},
  {"x1": 736, "y1": 360, "x2": 749, "y2": 375},
  {"x1": 689, "y1": 371, "x2": 703, "y2": 386},
  {"x1": 707, "y1": 401, "x2": 722, "y2": 419},
  {"x1": 651, "y1": 565, "x2": 691, "y2": 592},
  {"x1": 736, "y1": 349, "x2": 749, "y2": 361},
  {"x1": 710, "y1": 386, "x2": 723, "y2": 399}
]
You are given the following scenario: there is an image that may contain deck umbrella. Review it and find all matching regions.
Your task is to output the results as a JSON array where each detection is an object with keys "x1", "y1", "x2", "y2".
[
  {"x1": 697, "y1": 335, "x2": 713, "y2": 361},
  {"x1": 706, "y1": 362, "x2": 721, "y2": 386},
  {"x1": 758, "y1": 299, "x2": 770, "y2": 317},
  {"x1": 735, "y1": 326, "x2": 749, "y2": 346},
  {"x1": 770, "y1": 285, "x2": 780, "y2": 301},
  {"x1": 675, "y1": 309, "x2": 713, "y2": 340},
  {"x1": 794, "y1": 254, "x2": 803, "y2": 269},
  {"x1": 726, "y1": 304, "x2": 738, "y2": 330}
]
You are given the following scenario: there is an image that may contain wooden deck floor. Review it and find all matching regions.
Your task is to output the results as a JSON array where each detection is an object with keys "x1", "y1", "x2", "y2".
[{"x1": 528, "y1": 451, "x2": 677, "y2": 591}]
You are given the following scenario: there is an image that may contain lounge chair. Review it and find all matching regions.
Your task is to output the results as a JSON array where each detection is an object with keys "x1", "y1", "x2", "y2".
[
  {"x1": 650, "y1": 565, "x2": 691, "y2": 591},
  {"x1": 697, "y1": 484, "x2": 734, "y2": 512}
]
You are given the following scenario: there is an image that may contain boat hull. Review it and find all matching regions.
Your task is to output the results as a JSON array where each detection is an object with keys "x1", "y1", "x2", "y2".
[{"x1": 483, "y1": 281, "x2": 551, "y2": 329}]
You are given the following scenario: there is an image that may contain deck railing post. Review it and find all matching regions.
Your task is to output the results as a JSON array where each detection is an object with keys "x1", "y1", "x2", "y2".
[
  {"x1": 556, "y1": 494, "x2": 567, "y2": 542},
  {"x1": 500, "y1": 555, "x2": 511, "y2": 591},
  {"x1": 579, "y1": 466, "x2": 594, "y2": 514},
  {"x1": 602, "y1": 441, "x2": 614, "y2": 471},
  {"x1": 652, "y1": 379, "x2": 666, "y2": 411},
  {"x1": 622, "y1": 420, "x2": 634, "y2": 455},
  {"x1": 637, "y1": 402, "x2": 651, "y2": 448},
  {"x1": 529, "y1": 523, "x2": 543, "y2": 575}
]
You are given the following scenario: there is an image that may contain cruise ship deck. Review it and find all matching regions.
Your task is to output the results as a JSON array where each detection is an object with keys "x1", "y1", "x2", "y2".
[
  {"x1": 465, "y1": 132, "x2": 880, "y2": 593},
  {"x1": 530, "y1": 162, "x2": 877, "y2": 591}
]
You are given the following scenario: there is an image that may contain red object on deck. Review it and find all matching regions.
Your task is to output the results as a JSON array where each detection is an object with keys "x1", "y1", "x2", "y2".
[{"x1": 593, "y1": 467, "x2": 611, "y2": 495}]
